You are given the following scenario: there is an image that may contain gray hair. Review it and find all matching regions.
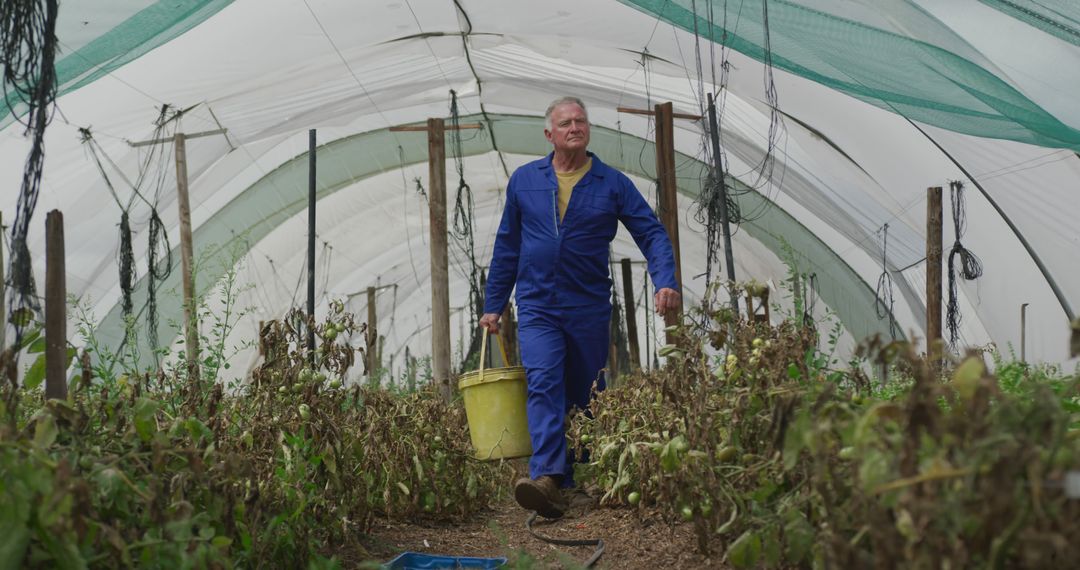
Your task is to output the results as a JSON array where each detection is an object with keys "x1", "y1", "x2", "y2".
[{"x1": 545, "y1": 96, "x2": 588, "y2": 130}]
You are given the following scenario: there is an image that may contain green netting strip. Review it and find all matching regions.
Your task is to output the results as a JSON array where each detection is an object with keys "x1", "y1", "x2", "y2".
[
  {"x1": 2, "y1": 0, "x2": 233, "y2": 124},
  {"x1": 620, "y1": 0, "x2": 1080, "y2": 150},
  {"x1": 980, "y1": 0, "x2": 1080, "y2": 47}
]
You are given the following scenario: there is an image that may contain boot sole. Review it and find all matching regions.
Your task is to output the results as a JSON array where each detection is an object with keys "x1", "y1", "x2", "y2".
[{"x1": 514, "y1": 482, "x2": 566, "y2": 519}]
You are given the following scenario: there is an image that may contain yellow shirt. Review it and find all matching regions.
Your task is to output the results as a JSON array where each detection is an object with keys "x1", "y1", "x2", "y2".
[{"x1": 556, "y1": 158, "x2": 592, "y2": 223}]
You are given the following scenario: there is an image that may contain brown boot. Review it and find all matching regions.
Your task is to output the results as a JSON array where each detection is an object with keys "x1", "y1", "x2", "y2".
[{"x1": 514, "y1": 475, "x2": 568, "y2": 519}]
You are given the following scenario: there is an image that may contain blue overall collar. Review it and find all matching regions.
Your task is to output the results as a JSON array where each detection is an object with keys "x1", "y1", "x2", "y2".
[{"x1": 538, "y1": 151, "x2": 607, "y2": 186}]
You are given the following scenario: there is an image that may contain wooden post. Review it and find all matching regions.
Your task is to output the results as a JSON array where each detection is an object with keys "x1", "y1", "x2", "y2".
[
  {"x1": 367, "y1": 286, "x2": 378, "y2": 374},
  {"x1": 174, "y1": 132, "x2": 199, "y2": 379},
  {"x1": 428, "y1": 118, "x2": 453, "y2": 400},
  {"x1": 388, "y1": 120, "x2": 481, "y2": 399},
  {"x1": 0, "y1": 212, "x2": 5, "y2": 351},
  {"x1": 621, "y1": 258, "x2": 640, "y2": 370},
  {"x1": 926, "y1": 186, "x2": 943, "y2": 372},
  {"x1": 654, "y1": 102, "x2": 684, "y2": 340},
  {"x1": 44, "y1": 210, "x2": 66, "y2": 400}
]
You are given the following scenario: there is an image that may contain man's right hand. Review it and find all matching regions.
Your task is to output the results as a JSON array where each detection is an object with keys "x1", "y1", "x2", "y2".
[{"x1": 479, "y1": 313, "x2": 501, "y2": 333}]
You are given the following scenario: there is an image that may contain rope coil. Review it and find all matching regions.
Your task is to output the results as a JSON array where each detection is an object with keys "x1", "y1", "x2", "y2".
[{"x1": 947, "y1": 180, "x2": 983, "y2": 348}]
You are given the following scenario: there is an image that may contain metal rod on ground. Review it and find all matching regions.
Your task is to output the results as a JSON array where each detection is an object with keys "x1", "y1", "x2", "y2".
[
  {"x1": 654, "y1": 102, "x2": 684, "y2": 342},
  {"x1": 706, "y1": 93, "x2": 738, "y2": 314},
  {"x1": 308, "y1": 129, "x2": 317, "y2": 365},
  {"x1": 621, "y1": 258, "x2": 640, "y2": 370},
  {"x1": 45, "y1": 210, "x2": 66, "y2": 400},
  {"x1": 367, "y1": 286, "x2": 378, "y2": 375},
  {"x1": 926, "y1": 186, "x2": 943, "y2": 376},
  {"x1": 1021, "y1": 303, "x2": 1029, "y2": 364},
  {"x1": 428, "y1": 118, "x2": 453, "y2": 400},
  {"x1": 174, "y1": 132, "x2": 199, "y2": 381}
]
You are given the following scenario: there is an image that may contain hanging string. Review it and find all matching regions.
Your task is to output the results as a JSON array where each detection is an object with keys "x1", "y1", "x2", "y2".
[
  {"x1": 947, "y1": 180, "x2": 983, "y2": 348},
  {"x1": 803, "y1": 272, "x2": 818, "y2": 331},
  {"x1": 2, "y1": 0, "x2": 59, "y2": 353},
  {"x1": 874, "y1": 224, "x2": 897, "y2": 340},
  {"x1": 448, "y1": 89, "x2": 485, "y2": 369}
]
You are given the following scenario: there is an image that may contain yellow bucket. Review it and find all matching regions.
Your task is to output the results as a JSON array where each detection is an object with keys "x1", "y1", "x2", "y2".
[{"x1": 458, "y1": 330, "x2": 532, "y2": 460}]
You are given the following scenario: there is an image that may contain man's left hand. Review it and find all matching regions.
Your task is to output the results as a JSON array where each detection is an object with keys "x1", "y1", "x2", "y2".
[{"x1": 654, "y1": 287, "x2": 681, "y2": 316}]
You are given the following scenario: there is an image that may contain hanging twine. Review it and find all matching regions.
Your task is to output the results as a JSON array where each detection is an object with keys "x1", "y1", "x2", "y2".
[
  {"x1": 947, "y1": 180, "x2": 983, "y2": 348},
  {"x1": 2, "y1": 0, "x2": 59, "y2": 352},
  {"x1": 874, "y1": 223, "x2": 897, "y2": 340},
  {"x1": 448, "y1": 90, "x2": 485, "y2": 369}
]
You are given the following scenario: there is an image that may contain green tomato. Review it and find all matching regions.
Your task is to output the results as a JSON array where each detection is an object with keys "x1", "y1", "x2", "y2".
[
  {"x1": 627, "y1": 491, "x2": 641, "y2": 506},
  {"x1": 680, "y1": 505, "x2": 694, "y2": 521},
  {"x1": 315, "y1": 372, "x2": 327, "y2": 383},
  {"x1": 838, "y1": 446, "x2": 856, "y2": 460},
  {"x1": 580, "y1": 434, "x2": 593, "y2": 444},
  {"x1": 277, "y1": 385, "x2": 287, "y2": 394},
  {"x1": 716, "y1": 445, "x2": 738, "y2": 462},
  {"x1": 298, "y1": 404, "x2": 311, "y2": 420},
  {"x1": 328, "y1": 379, "x2": 342, "y2": 389},
  {"x1": 324, "y1": 329, "x2": 338, "y2": 341}
]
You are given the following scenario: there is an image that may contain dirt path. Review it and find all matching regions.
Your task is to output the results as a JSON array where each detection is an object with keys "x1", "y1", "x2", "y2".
[{"x1": 361, "y1": 497, "x2": 725, "y2": 569}]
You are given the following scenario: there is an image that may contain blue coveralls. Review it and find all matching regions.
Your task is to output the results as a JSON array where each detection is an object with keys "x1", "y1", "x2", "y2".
[{"x1": 484, "y1": 152, "x2": 678, "y2": 484}]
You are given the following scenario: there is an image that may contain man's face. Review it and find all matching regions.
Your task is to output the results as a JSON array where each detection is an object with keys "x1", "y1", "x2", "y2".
[{"x1": 545, "y1": 103, "x2": 590, "y2": 154}]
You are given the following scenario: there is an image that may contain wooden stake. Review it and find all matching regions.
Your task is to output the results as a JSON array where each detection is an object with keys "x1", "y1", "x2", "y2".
[
  {"x1": 367, "y1": 286, "x2": 378, "y2": 374},
  {"x1": 174, "y1": 132, "x2": 199, "y2": 380},
  {"x1": 45, "y1": 210, "x2": 66, "y2": 400},
  {"x1": 621, "y1": 258, "x2": 640, "y2": 370},
  {"x1": 390, "y1": 118, "x2": 480, "y2": 400},
  {"x1": 0, "y1": 211, "x2": 5, "y2": 351},
  {"x1": 654, "y1": 102, "x2": 684, "y2": 340},
  {"x1": 926, "y1": 186, "x2": 943, "y2": 372},
  {"x1": 428, "y1": 118, "x2": 453, "y2": 400}
]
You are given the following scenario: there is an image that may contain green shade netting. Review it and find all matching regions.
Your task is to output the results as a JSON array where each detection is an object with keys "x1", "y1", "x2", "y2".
[
  {"x1": 621, "y1": 0, "x2": 1080, "y2": 150},
  {"x1": 1, "y1": 0, "x2": 233, "y2": 124},
  {"x1": 980, "y1": 0, "x2": 1080, "y2": 48},
  {"x1": 94, "y1": 114, "x2": 900, "y2": 368}
]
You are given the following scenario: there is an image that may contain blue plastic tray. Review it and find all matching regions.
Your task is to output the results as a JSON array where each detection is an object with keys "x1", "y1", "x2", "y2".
[{"x1": 382, "y1": 551, "x2": 507, "y2": 569}]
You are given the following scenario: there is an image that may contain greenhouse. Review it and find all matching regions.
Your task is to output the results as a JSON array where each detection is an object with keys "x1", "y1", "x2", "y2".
[{"x1": 2, "y1": 0, "x2": 1079, "y2": 568}]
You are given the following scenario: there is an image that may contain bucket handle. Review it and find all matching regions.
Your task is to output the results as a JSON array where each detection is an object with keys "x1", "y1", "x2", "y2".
[{"x1": 478, "y1": 327, "x2": 510, "y2": 384}]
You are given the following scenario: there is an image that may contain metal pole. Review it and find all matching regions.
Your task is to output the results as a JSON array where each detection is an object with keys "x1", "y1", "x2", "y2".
[
  {"x1": 1020, "y1": 303, "x2": 1029, "y2": 363},
  {"x1": 621, "y1": 258, "x2": 641, "y2": 370},
  {"x1": 307, "y1": 129, "x2": 317, "y2": 363},
  {"x1": 44, "y1": 211, "x2": 66, "y2": 400},
  {"x1": 707, "y1": 93, "x2": 738, "y2": 314},
  {"x1": 0, "y1": 211, "x2": 5, "y2": 351},
  {"x1": 367, "y1": 286, "x2": 378, "y2": 375}
]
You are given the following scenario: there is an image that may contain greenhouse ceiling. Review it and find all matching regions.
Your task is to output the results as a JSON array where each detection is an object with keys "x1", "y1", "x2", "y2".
[{"x1": 1, "y1": 0, "x2": 1078, "y2": 376}]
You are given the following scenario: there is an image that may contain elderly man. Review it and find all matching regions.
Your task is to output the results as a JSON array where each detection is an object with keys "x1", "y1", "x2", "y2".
[{"x1": 480, "y1": 96, "x2": 680, "y2": 518}]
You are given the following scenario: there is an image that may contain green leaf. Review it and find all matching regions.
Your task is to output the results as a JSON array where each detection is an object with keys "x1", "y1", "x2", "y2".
[
  {"x1": 727, "y1": 530, "x2": 761, "y2": 569},
  {"x1": 33, "y1": 413, "x2": 59, "y2": 449},
  {"x1": 763, "y1": 525, "x2": 782, "y2": 567},
  {"x1": 23, "y1": 355, "x2": 46, "y2": 390},
  {"x1": 659, "y1": 440, "x2": 681, "y2": 473},
  {"x1": 133, "y1": 398, "x2": 159, "y2": 443},
  {"x1": 185, "y1": 417, "x2": 213, "y2": 446},
  {"x1": 0, "y1": 525, "x2": 30, "y2": 570},
  {"x1": 27, "y1": 336, "x2": 46, "y2": 354},
  {"x1": 783, "y1": 509, "x2": 814, "y2": 563}
]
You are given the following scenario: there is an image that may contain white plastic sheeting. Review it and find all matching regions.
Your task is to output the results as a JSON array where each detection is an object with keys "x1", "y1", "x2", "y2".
[{"x1": 1, "y1": 0, "x2": 1077, "y2": 378}]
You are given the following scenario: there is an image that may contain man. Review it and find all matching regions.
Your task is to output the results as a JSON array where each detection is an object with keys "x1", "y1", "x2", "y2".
[{"x1": 480, "y1": 97, "x2": 681, "y2": 518}]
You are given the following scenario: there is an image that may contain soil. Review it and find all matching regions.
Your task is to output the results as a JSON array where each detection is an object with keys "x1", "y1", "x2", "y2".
[{"x1": 359, "y1": 496, "x2": 726, "y2": 569}]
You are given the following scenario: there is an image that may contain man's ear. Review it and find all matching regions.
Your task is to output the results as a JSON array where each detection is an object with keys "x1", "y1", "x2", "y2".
[{"x1": 543, "y1": 128, "x2": 553, "y2": 143}]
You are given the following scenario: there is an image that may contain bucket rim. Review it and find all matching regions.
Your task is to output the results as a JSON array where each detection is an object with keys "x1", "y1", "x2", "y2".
[{"x1": 457, "y1": 365, "x2": 526, "y2": 390}]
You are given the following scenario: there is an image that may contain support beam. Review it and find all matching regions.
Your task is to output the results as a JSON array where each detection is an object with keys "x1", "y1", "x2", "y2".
[
  {"x1": 174, "y1": 133, "x2": 199, "y2": 379},
  {"x1": 707, "y1": 93, "x2": 739, "y2": 314},
  {"x1": 0, "y1": 212, "x2": 5, "y2": 351},
  {"x1": 926, "y1": 186, "x2": 943, "y2": 372},
  {"x1": 308, "y1": 130, "x2": 317, "y2": 363},
  {"x1": 428, "y1": 118, "x2": 453, "y2": 400},
  {"x1": 621, "y1": 258, "x2": 640, "y2": 370},
  {"x1": 45, "y1": 210, "x2": 66, "y2": 400},
  {"x1": 654, "y1": 102, "x2": 684, "y2": 340}
]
